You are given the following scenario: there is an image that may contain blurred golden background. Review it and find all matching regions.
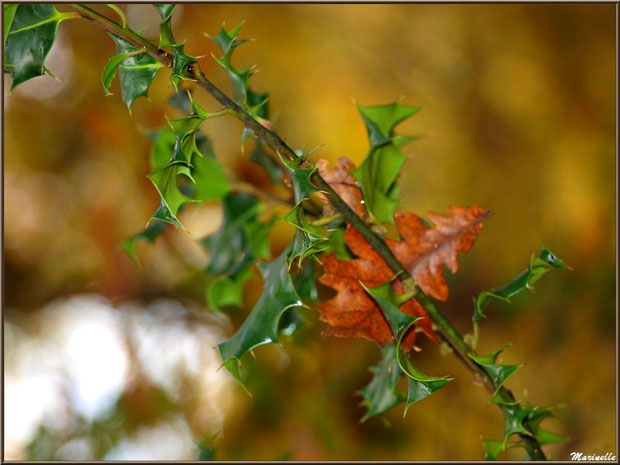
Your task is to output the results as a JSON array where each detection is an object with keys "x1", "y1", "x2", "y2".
[{"x1": 3, "y1": 3, "x2": 616, "y2": 460}]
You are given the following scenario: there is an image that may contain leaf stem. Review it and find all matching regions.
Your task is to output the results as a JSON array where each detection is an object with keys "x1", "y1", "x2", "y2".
[{"x1": 66, "y1": 5, "x2": 546, "y2": 458}]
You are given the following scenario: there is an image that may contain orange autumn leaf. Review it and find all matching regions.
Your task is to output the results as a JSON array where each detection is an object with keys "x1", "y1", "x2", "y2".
[
  {"x1": 316, "y1": 157, "x2": 367, "y2": 217},
  {"x1": 318, "y1": 205, "x2": 489, "y2": 349}
]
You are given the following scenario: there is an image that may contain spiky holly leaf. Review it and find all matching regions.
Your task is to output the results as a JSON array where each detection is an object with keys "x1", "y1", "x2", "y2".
[
  {"x1": 360, "y1": 280, "x2": 419, "y2": 341},
  {"x1": 325, "y1": 228, "x2": 353, "y2": 260},
  {"x1": 277, "y1": 261, "x2": 316, "y2": 336},
  {"x1": 170, "y1": 43, "x2": 197, "y2": 90},
  {"x1": 147, "y1": 162, "x2": 194, "y2": 229},
  {"x1": 469, "y1": 349, "x2": 522, "y2": 398},
  {"x1": 146, "y1": 115, "x2": 212, "y2": 228},
  {"x1": 202, "y1": 193, "x2": 264, "y2": 276},
  {"x1": 4, "y1": 4, "x2": 74, "y2": 90},
  {"x1": 150, "y1": 128, "x2": 177, "y2": 170},
  {"x1": 154, "y1": 4, "x2": 176, "y2": 21},
  {"x1": 3, "y1": 4, "x2": 18, "y2": 51},
  {"x1": 352, "y1": 102, "x2": 420, "y2": 224},
  {"x1": 501, "y1": 403, "x2": 533, "y2": 445},
  {"x1": 316, "y1": 157, "x2": 367, "y2": 218},
  {"x1": 122, "y1": 219, "x2": 166, "y2": 262},
  {"x1": 482, "y1": 439, "x2": 504, "y2": 461},
  {"x1": 108, "y1": 33, "x2": 163, "y2": 109},
  {"x1": 293, "y1": 259, "x2": 318, "y2": 303},
  {"x1": 207, "y1": 265, "x2": 253, "y2": 311},
  {"x1": 356, "y1": 102, "x2": 420, "y2": 146},
  {"x1": 208, "y1": 22, "x2": 271, "y2": 150},
  {"x1": 159, "y1": 19, "x2": 175, "y2": 49},
  {"x1": 396, "y1": 341, "x2": 452, "y2": 414},
  {"x1": 191, "y1": 136, "x2": 231, "y2": 201},
  {"x1": 209, "y1": 22, "x2": 252, "y2": 103},
  {"x1": 363, "y1": 281, "x2": 451, "y2": 415},
  {"x1": 247, "y1": 88, "x2": 269, "y2": 119},
  {"x1": 359, "y1": 343, "x2": 406, "y2": 422},
  {"x1": 102, "y1": 53, "x2": 131, "y2": 96},
  {"x1": 284, "y1": 204, "x2": 329, "y2": 267},
  {"x1": 218, "y1": 248, "x2": 303, "y2": 391},
  {"x1": 281, "y1": 153, "x2": 319, "y2": 203},
  {"x1": 473, "y1": 249, "x2": 569, "y2": 325}
]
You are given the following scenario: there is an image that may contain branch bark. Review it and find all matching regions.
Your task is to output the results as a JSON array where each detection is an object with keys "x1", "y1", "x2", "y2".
[{"x1": 65, "y1": 4, "x2": 546, "y2": 459}]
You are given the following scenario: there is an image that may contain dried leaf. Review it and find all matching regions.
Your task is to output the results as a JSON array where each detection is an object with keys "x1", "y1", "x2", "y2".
[
  {"x1": 318, "y1": 227, "x2": 434, "y2": 350},
  {"x1": 318, "y1": 205, "x2": 489, "y2": 347},
  {"x1": 389, "y1": 206, "x2": 490, "y2": 301},
  {"x1": 316, "y1": 157, "x2": 367, "y2": 217}
]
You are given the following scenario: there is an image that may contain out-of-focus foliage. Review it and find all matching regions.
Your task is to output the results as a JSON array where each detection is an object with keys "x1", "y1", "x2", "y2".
[{"x1": 3, "y1": 3, "x2": 616, "y2": 461}]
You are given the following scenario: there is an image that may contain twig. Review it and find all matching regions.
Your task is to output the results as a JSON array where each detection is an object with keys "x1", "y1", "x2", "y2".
[{"x1": 65, "y1": 5, "x2": 546, "y2": 458}]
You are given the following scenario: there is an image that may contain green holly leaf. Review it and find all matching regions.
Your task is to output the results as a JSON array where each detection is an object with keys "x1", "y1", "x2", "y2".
[
  {"x1": 156, "y1": 4, "x2": 176, "y2": 49},
  {"x1": 170, "y1": 43, "x2": 197, "y2": 90},
  {"x1": 533, "y1": 428, "x2": 567, "y2": 446},
  {"x1": 361, "y1": 280, "x2": 417, "y2": 338},
  {"x1": 243, "y1": 217, "x2": 275, "y2": 260},
  {"x1": 293, "y1": 259, "x2": 318, "y2": 302},
  {"x1": 202, "y1": 194, "x2": 264, "y2": 276},
  {"x1": 474, "y1": 249, "x2": 569, "y2": 325},
  {"x1": 218, "y1": 248, "x2": 303, "y2": 392},
  {"x1": 4, "y1": 4, "x2": 74, "y2": 90},
  {"x1": 277, "y1": 260, "x2": 316, "y2": 337},
  {"x1": 359, "y1": 342, "x2": 406, "y2": 422},
  {"x1": 250, "y1": 142, "x2": 283, "y2": 184},
  {"x1": 189, "y1": 134, "x2": 231, "y2": 202},
  {"x1": 154, "y1": 4, "x2": 176, "y2": 21},
  {"x1": 147, "y1": 162, "x2": 194, "y2": 229},
  {"x1": 363, "y1": 280, "x2": 452, "y2": 415},
  {"x1": 277, "y1": 307, "x2": 305, "y2": 336},
  {"x1": 356, "y1": 101, "x2": 420, "y2": 146},
  {"x1": 469, "y1": 349, "x2": 523, "y2": 398},
  {"x1": 352, "y1": 102, "x2": 420, "y2": 224},
  {"x1": 247, "y1": 89, "x2": 269, "y2": 119},
  {"x1": 101, "y1": 52, "x2": 131, "y2": 96},
  {"x1": 284, "y1": 204, "x2": 329, "y2": 267},
  {"x1": 207, "y1": 265, "x2": 253, "y2": 311},
  {"x1": 122, "y1": 219, "x2": 166, "y2": 262},
  {"x1": 208, "y1": 22, "x2": 253, "y2": 103},
  {"x1": 191, "y1": 154, "x2": 230, "y2": 201},
  {"x1": 326, "y1": 228, "x2": 353, "y2": 260},
  {"x1": 150, "y1": 128, "x2": 177, "y2": 170},
  {"x1": 397, "y1": 343, "x2": 453, "y2": 414},
  {"x1": 108, "y1": 33, "x2": 163, "y2": 109},
  {"x1": 482, "y1": 438, "x2": 504, "y2": 461},
  {"x1": 146, "y1": 115, "x2": 226, "y2": 229},
  {"x1": 281, "y1": 154, "x2": 319, "y2": 203},
  {"x1": 3, "y1": 4, "x2": 18, "y2": 50},
  {"x1": 501, "y1": 403, "x2": 533, "y2": 444}
]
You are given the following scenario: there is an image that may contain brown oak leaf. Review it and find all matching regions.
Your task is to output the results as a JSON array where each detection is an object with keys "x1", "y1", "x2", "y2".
[
  {"x1": 316, "y1": 157, "x2": 367, "y2": 217},
  {"x1": 318, "y1": 205, "x2": 489, "y2": 349}
]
